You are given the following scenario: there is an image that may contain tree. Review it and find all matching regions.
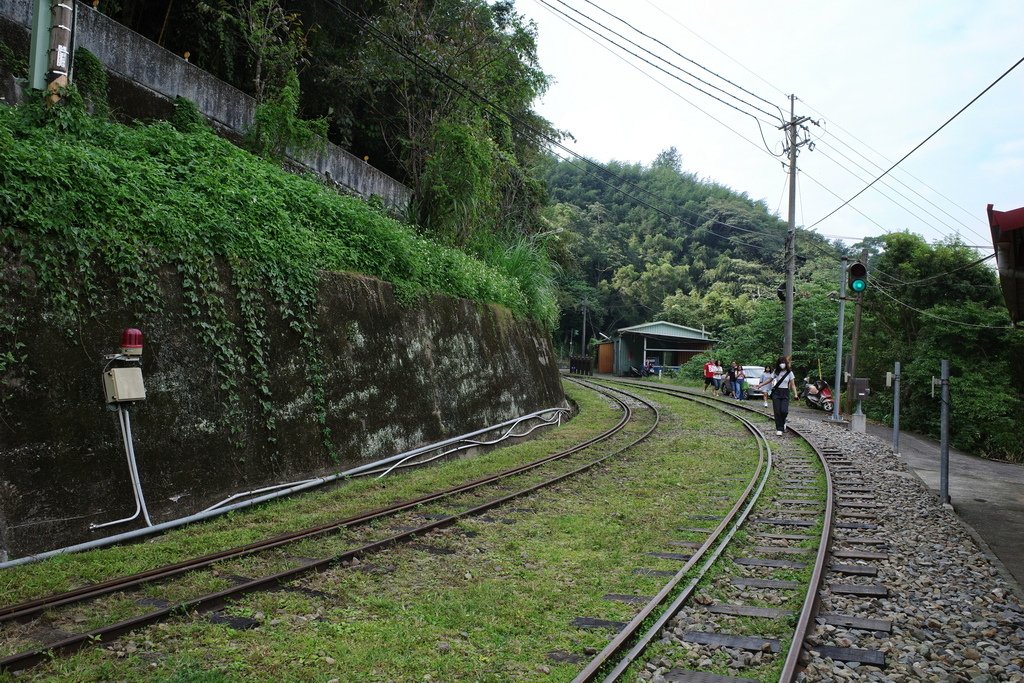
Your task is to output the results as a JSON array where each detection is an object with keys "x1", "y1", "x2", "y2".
[
  {"x1": 855, "y1": 233, "x2": 1022, "y2": 461},
  {"x1": 315, "y1": 0, "x2": 556, "y2": 245},
  {"x1": 199, "y1": 0, "x2": 310, "y2": 104}
]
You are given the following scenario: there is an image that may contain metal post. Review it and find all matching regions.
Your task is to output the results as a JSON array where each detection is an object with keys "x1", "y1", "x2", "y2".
[
  {"x1": 844, "y1": 248, "x2": 868, "y2": 414},
  {"x1": 892, "y1": 361, "x2": 901, "y2": 454},
  {"x1": 939, "y1": 359, "x2": 950, "y2": 505},
  {"x1": 830, "y1": 256, "x2": 848, "y2": 421},
  {"x1": 783, "y1": 95, "x2": 797, "y2": 358},
  {"x1": 28, "y1": 0, "x2": 51, "y2": 90},
  {"x1": 580, "y1": 303, "x2": 587, "y2": 356}
]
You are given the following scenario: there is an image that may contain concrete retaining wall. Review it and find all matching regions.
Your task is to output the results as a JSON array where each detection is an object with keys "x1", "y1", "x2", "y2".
[
  {"x1": 0, "y1": 0, "x2": 412, "y2": 212},
  {"x1": 0, "y1": 266, "x2": 564, "y2": 558}
]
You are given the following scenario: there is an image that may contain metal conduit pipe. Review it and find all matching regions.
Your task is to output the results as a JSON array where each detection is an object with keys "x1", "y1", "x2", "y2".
[
  {"x1": 0, "y1": 406, "x2": 569, "y2": 570},
  {"x1": 205, "y1": 408, "x2": 568, "y2": 507},
  {"x1": 370, "y1": 411, "x2": 564, "y2": 479}
]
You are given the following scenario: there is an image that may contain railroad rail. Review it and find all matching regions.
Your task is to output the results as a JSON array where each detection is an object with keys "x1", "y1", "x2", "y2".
[
  {"x1": 564, "y1": 379, "x2": 888, "y2": 682},
  {"x1": 0, "y1": 383, "x2": 658, "y2": 673}
]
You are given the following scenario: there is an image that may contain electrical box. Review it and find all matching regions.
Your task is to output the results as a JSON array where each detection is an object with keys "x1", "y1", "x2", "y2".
[
  {"x1": 852, "y1": 377, "x2": 871, "y2": 400},
  {"x1": 103, "y1": 367, "x2": 146, "y2": 403}
]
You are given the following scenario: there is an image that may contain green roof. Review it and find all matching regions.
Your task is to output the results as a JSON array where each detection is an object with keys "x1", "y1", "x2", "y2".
[{"x1": 616, "y1": 320, "x2": 716, "y2": 341}]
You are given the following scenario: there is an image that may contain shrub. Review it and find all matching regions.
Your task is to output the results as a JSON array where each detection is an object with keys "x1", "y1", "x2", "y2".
[{"x1": 0, "y1": 102, "x2": 550, "y2": 448}]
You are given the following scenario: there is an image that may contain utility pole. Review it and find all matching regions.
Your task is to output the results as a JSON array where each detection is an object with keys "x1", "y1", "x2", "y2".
[
  {"x1": 844, "y1": 248, "x2": 868, "y2": 414},
  {"x1": 892, "y1": 361, "x2": 901, "y2": 454},
  {"x1": 783, "y1": 95, "x2": 813, "y2": 357},
  {"x1": 28, "y1": 0, "x2": 74, "y2": 100}
]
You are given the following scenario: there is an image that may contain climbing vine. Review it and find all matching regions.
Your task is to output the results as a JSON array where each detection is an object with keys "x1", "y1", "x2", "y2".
[
  {"x1": 0, "y1": 96, "x2": 552, "y2": 451},
  {"x1": 0, "y1": 40, "x2": 26, "y2": 79},
  {"x1": 71, "y1": 48, "x2": 109, "y2": 119}
]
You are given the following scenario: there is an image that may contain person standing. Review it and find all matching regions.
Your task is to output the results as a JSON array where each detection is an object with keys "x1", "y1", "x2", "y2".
[
  {"x1": 728, "y1": 361, "x2": 744, "y2": 401},
  {"x1": 757, "y1": 365, "x2": 773, "y2": 408},
  {"x1": 761, "y1": 356, "x2": 798, "y2": 435},
  {"x1": 702, "y1": 358, "x2": 716, "y2": 393},
  {"x1": 712, "y1": 360, "x2": 724, "y2": 392}
]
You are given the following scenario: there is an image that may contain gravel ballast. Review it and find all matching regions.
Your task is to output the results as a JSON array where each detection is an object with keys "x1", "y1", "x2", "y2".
[{"x1": 796, "y1": 417, "x2": 1023, "y2": 683}]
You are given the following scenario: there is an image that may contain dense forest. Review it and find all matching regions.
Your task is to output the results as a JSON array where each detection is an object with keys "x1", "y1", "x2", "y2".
[
  {"x1": 542, "y1": 152, "x2": 1023, "y2": 461},
  {"x1": 4, "y1": 0, "x2": 1021, "y2": 460}
]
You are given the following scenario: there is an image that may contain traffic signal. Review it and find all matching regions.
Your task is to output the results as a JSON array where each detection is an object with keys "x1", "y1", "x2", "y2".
[{"x1": 848, "y1": 261, "x2": 867, "y2": 294}]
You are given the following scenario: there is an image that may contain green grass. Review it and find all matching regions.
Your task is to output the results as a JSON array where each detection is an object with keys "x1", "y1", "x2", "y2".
[{"x1": 0, "y1": 382, "x2": 763, "y2": 682}]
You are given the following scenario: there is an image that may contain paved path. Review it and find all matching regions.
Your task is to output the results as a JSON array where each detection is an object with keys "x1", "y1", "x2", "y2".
[{"x1": 789, "y1": 403, "x2": 1024, "y2": 591}]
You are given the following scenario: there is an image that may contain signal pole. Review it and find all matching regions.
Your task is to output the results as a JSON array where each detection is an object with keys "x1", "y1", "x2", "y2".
[
  {"x1": 783, "y1": 95, "x2": 813, "y2": 357},
  {"x1": 829, "y1": 255, "x2": 848, "y2": 422},
  {"x1": 844, "y1": 247, "x2": 868, "y2": 414}
]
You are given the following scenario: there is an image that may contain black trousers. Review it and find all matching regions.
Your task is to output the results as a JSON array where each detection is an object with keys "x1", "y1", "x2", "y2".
[{"x1": 771, "y1": 394, "x2": 789, "y2": 432}]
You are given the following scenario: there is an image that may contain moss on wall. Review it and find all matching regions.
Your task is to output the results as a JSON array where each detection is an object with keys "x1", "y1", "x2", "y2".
[{"x1": 0, "y1": 265, "x2": 563, "y2": 557}]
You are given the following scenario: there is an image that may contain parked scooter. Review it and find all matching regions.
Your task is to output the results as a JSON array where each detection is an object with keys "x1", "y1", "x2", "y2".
[{"x1": 800, "y1": 377, "x2": 834, "y2": 412}]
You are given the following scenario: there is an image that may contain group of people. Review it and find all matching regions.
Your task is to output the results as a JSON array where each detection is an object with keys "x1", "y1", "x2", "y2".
[
  {"x1": 702, "y1": 360, "x2": 744, "y2": 399},
  {"x1": 702, "y1": 356, "x2": 798, "y2": 436}
]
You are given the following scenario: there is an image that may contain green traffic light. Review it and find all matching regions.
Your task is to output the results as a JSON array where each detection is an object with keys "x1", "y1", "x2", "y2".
[{"x1": 851, "y1": 278, "x2": 866, "y2": 293}]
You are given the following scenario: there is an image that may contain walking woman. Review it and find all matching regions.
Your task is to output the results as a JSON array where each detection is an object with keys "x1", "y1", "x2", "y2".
[{"x1": 759, "y1": 356, "x2": 798, "y2": 435}]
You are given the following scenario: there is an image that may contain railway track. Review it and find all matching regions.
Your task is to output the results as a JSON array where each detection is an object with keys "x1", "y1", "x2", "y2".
[
  {"x1": 0, "y1": 382, "x2": 658, "y2": 673},
  {"x1": 1, "y1": 379, "x2": 892, "y2": 680},
  {"x1": 564, "y1": 379, "x2": 891, "y2": 682}
]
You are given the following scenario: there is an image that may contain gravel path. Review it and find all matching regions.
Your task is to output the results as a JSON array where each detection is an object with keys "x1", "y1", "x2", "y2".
[{"x1": 796, "y1": 417, "x2": 1024, "y2": 683}]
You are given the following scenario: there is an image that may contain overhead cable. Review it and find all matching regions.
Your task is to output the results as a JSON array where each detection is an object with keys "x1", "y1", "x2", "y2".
[
  {"x1": 870, "y1": 280, "x2": 1013, "y2": 330},
  {"x1": 535, "y1": 0, "x2": 778, "y2": 125},
  {"x1": 326, "y1": 0, "x2": 785, "y2": 252},
  {"x1": 641, "y1": 0, "x2": 1006, "y2": 244},
  {"x1": 551, "y1": 0, "x2": 783, "y2": 121},
  {"x1": 807, "y1": 55, "x2": 1024, "y2": 230},
  {"x1": 871, "y1": 253, "x2": 997, "y2": 287}
]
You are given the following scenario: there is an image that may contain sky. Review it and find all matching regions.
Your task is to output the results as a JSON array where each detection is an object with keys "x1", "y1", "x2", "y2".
[{"x1": 515, "y1": 0, "x2": 1024, "y2": 252}]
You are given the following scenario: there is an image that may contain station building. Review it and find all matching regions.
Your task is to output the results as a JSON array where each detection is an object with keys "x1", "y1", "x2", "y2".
[{"x1": 595, "y1": 320, "x2": 716, "y2": 375}]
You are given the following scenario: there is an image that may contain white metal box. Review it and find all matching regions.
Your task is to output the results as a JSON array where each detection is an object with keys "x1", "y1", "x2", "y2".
[{"x1": 103, "y1": 367, "x2": 147, "y2": 403}]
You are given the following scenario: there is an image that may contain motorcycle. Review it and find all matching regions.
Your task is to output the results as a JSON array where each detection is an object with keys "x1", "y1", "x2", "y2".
[{"x1": 800, "y1": 377, "x2": 834, "y2": 412}]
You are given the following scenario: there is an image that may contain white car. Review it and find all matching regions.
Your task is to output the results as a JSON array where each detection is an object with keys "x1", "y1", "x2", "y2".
[{"x1": 741, "y1": 365, "x2": 771, "y2": 398}]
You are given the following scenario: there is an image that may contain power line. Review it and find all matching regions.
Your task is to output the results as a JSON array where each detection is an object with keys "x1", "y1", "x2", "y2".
[
  {"x1": 807, "y1": 54, "x2": 1024, "y2": 230},
  {"x1": 871, "y1": 280, "x2": 1012, "y2": 330},
  {"x1": 819, "y1": 127, "x2": 989, "y2": 239},
  {"x1": 536, "y1": 0, "x2": 991, "y2": 264},
  {"x1": 811, "y1": 141, "x2": 988, "y2": 244},
  {"x1": 326, "y1": 0, "x2": 786, "y2": 253},
  {"x1": 526, "y1": 0, "x2": 789, "y2": 166},
  {"x1": 643, "y1": 0, "x2": 1011, "y2": 245},
  {"x1": 575, "y1": 0, "x2": 784, "y2": 118},
  {"x1": 536, "y1": 0, "x2": 989, "y2": 260},
  {"x1": 535, "y1": 0, "x2": 778, "y2": 125},
  {"x1": 812, "y1": 119, "x2": 988, "y2": 228},
  {"x1": 641, "y1": 0, "x2": 789, "y2": 99},
  {"x1": 537, "y1": 0, "x2": 988, "y2": 256},
  {"x1": 871, "y1": 253, "x2": 997, "y2": 287}
]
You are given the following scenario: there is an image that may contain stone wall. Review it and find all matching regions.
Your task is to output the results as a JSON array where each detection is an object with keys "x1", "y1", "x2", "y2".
[
  {"x1": 0, "y1": 268, "x2": 564, "y2": 558},
  {"x1": 0, "y1": 0, "x2": 413, "y2": 212}
]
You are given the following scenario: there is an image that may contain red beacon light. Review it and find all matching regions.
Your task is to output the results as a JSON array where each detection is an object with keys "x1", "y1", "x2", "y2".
[{"x1": 120, "y1": 328, "x2": 144, "y2": 356}]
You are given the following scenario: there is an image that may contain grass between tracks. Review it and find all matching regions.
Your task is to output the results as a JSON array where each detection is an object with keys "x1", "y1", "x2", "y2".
[{"x1": 1, "y1": 382, "x2": 759, "y2": 682}]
